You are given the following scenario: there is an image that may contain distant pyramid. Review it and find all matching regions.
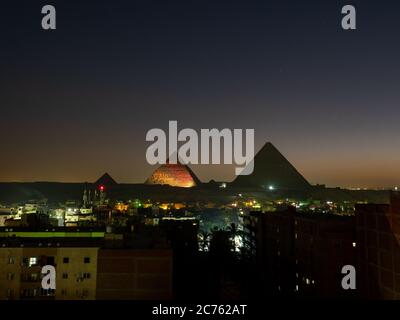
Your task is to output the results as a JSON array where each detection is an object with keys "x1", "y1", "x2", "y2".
[
  {"x1": 145, "y1": 158, "x2": 200, "y2": 188},
  {"x1": 95, "y1": 173, "x2": 117, "y2": 187},
  {"x1": 232, "y1": 142, "x2": 310, "y2": 190}
]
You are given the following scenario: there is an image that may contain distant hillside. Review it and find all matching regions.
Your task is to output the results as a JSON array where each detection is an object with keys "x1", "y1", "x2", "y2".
[{"x1": 0, "y1": 182, "x2": 87, "y2": 205}]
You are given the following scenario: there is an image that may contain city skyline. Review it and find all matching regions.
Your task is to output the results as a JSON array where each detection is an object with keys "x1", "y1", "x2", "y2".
[{"x1": 1, "y1": 0, "x2": 400, "y2": 187}]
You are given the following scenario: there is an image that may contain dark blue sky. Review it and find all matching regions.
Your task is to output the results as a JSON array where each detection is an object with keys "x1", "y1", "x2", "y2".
[{"x1": 1, "y1": 0, "x2": 400, "y2": 187}]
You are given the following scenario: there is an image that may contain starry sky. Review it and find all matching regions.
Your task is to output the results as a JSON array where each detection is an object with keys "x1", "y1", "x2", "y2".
[{"x1": 1, "y1": 0, "x2": 400, "y2": 188}]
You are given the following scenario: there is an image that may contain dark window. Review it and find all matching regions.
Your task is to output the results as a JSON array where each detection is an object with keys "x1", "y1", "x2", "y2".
[
  {"x1": 6, "y1": 289, "x2": 13, "y2": 297},
  {"x1": 47, "y1": 256, "x2": 55, "y2": 265},
  {"x1": 22, "y1": 257, "x2": 29, "y2": 266},
  {"x1": 84, "y1": 257, "x2": 90, "y2": 263},
  {"x1": 40, "y1": 288, "x2": 55, "y2": 296},
  {"x1": 62, "y1": 273, "x2": 68, "y2": 279},
  {"x1": 63, "y1": 257, "x2": 69, "y2": 263}
]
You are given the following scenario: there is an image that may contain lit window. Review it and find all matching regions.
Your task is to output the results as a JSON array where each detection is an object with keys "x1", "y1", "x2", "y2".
[
  {"x1": 295, "y1": 285, "x2": 299, "y2": 291},
  {"x1": 29, "y1": 257, "x2": 38, "y2": 267},
  {"x1": 306, "y1": 278, "x2": 310, "y2": 285},
  {"x1": 352, "y1": 242, "x2": 356, "y2": 248},
  {"x1": 295, "y1": 233, "x2": 298, "y2": 239},
  {"x1": 8, "y1": 257, "x2": 15, "y2": 264}
]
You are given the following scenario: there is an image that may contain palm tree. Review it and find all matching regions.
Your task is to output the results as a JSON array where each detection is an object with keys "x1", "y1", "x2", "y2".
[
  {"x1": 198, "y1": 231, "x2": 211, "y2": 251},
  {"x1": 226, "y1": 223, "x2": 239, "y2": 253}
]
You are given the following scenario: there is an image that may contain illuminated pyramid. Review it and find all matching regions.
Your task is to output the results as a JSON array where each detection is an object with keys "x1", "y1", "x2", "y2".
[
  {"x1": 145, "y1": 158, "x2": 200, "y2": 188},
  {"x1": 232, "y1": 142, "x2": 310, "y2": 190}
]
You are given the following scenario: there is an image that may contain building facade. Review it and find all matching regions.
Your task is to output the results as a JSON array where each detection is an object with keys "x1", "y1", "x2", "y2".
[
  {"x1": 356, "y1": 192, "x2": 400, "y2": 299},
  {"x1": 0, "y1": 230, "x2": 173, "y2": 300},
  {"x1": 243, "y1": 207, "x2": 357, "y2": 298}
]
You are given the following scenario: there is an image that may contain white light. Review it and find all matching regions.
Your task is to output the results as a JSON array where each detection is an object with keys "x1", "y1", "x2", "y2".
[
  {"x1": 268, "y1": 185, "x2": 274, "y2": 190},
  {"x1": 29, "y1": 257, "x2": 38, "y2": 267},
  {"x1": 352, "y1": 242, "x2": 356, "y2": 247}
]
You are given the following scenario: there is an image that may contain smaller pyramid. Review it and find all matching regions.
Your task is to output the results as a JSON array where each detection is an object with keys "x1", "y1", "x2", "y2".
[{"x1": 95, "y1": 173, "x2": 117, "y2": 187}]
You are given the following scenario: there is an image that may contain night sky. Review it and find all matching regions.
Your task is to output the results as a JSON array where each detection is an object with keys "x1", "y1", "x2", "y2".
[{"x1": 1, "y1": 0, "x2": 400, "y2": 188}]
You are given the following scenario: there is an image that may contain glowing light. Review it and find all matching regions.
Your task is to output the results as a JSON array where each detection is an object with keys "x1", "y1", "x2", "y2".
[
  {"x1": 233, "y1": 235, "x2": 243, "y2": 252},
  {"x1": 28, "y1": 257, "x2": 38, "y2": 267},
  {"x1": 173, "y1": 203, "x2": 185, "y2": 210},
  {"x1": 99, "y1": 185, "x2": 105, "y2": 192},
  {"x1": 114, "y1": 203, "x2": 128, "y2": 212},
  {"x1": 146, "y1": 163, "x2": 197, "y2": 187},
  {"x1": 268, "y1": 185, "x2": 274, "y2": 190}
]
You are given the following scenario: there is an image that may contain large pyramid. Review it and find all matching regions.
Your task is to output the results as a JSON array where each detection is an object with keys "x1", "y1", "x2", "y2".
[
  {"x1": 232, "y1": 142, "x2": 310, "y2": 190},
  {"x1": 145, "y1": 161, "x2": 201, "y2": 188}
]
